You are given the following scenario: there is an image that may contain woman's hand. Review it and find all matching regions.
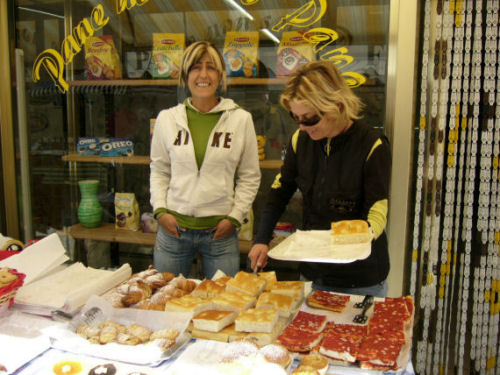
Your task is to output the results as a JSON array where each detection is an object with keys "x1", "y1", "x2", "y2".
[
  {"x1": 248, "y1": 243, "x2": 269, "y2": 271},
  {"x1": 212, "y1": 218, "x2": 235, "y2": 240},
  {"x1": 158, "y1": 213, "x2": 179, "y2": 237}
]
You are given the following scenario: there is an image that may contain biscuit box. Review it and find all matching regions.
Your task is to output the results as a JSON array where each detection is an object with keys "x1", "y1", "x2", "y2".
[
  {"x1": 276, "y1": 31, "x2": 315, "y2": 76},
  {"x1": 152, "y1": 33, "x2": 185, "y2": 79},
  {"x1": 77, "y1": 137, "x2": 101, "y2": 155},
  {"x1": 99, "y1": 138, "x2": 134, "y2": 157},
  {"x1": 223, "y1": 31, "x2": 259, "y2": 77}
]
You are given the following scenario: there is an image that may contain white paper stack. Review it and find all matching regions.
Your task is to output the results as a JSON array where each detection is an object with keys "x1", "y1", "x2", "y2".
[
  {"x1": 0, "y1": 233, "x2": 132, "y2": 314},
  {"x1": 0, "y1": 233, "x2": 69, "y2": 284}
]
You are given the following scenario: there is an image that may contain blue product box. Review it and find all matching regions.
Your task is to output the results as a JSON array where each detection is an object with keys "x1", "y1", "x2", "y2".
[
  {"x1": 77, "y1": 137, "x2": 100, "y2": 155},
  {"x1": 99, "y1": 138, "x2": 134, "y2": 157}
]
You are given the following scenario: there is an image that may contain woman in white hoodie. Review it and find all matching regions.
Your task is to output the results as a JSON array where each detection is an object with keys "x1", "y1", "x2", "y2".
[{"x1": 150, "y1": 41, "x2": 261, "y2": 278}]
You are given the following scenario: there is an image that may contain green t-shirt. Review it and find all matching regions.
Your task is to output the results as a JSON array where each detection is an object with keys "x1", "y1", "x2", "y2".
[{"x1": 185, "y1": 99, "x2": 222, "y2": 169}]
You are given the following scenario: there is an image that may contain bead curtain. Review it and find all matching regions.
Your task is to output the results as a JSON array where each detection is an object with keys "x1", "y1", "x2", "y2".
[{"x1": 410, "y1": 0, "x2": 499, "y2": 374}]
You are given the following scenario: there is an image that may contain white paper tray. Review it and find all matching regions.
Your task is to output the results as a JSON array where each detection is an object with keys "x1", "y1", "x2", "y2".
[
  {"x1": 268, "y1": 230, "x2": 371, "y2": 263},
  {"x1": 45, "y1": 295, "x2": 192, "y2": 366}
]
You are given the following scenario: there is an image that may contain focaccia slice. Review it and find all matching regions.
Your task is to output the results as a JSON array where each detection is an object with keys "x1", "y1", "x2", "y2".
[
  {"x1": 235, "y1": 308, "x2": 279, "y2": 333},
  {"x1": 226, "y1": 271, "x2": 266, "y2": 297},
  {"x1": 211, "y1": 291, "x2": 256, "y2": 312},
  {"x1": 330, "y1": 220, "x2": 373, "y2": 244},
  {"x1": 164, "y1": 294, "x2": 212, "y2": 316},
  {"x1": 192, "y1": 310, "x2": 237, "y2": 333},
  {"x1": 256, "y1": 292, "x2": 294, "y2": 318}
]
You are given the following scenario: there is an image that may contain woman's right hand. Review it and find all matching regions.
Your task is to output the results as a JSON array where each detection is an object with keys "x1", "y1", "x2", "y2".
[
  {"x1": 158, "y1": 213, "x2": 179, "y2": 237},
  {"x1": 248, "y1": 243, "x2": 270, "y2": 271}
]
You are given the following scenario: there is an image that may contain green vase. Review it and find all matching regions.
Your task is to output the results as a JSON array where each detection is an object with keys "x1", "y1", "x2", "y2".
[{"x1": 77, "y1": 179, "x2": 103, "y2": 228}]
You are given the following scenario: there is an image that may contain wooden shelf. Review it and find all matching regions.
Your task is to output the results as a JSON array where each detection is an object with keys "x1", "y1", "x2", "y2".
[
  {"x1": 62, "y1": 154, "x2": 283, "y2": 169},
  {"x1": 70, "y1": 223, "x2": 253, "y2": 253},
  {"x1": 62, "y1": 154, "x2": 150, "y2": 165},
  {"x1": 70, "y1": 223, "x2": 156, "y2": 245},
  {"x1": 68, "y1": 77, "x2": 287, "y2": 87}
]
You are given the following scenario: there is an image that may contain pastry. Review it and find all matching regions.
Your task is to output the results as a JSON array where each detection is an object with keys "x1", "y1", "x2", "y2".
[
  {"x1": 330, "y1": 220, "x2": 373, "y2": 244},
  {"x1": 260, "y1": 343, "x2": 292, "y2": 368},
  {"x1": 121, "y1": 280, "x2": 153, "y2": 307},
  {"x1": 150, "y1": 328, "x2": 179, "y2": 341},
  {"x1": 192, "y1": 310, "x2": 237, "y2": 332},
  {"x1": 226, "y1": 271, "x2": 266, "y2": 297},
  {"x1": 256, "y1": 292, "x2": 294, "y2": 318},
  {"x1": 126, "y1": 323, "x2": 152, "y2": 343},
  {"x1": 53, "y1": 361, "x2": 83, "y2": 375},
  {"x1": 0, "y1": 268, "x2": 17, "y2": 287},
  {"x1": 258, "y1": 271, "x2": 277, "y2": 291},
  {"x1": 235, "y1": 308, "x2": 279, "y2": 333},
  {"x1": 221, "y1": 339, "x2": 259, "y2": 362},
  {"x1": 99, "y1": 324, "x2": 118, "y2": 344},
  {"x1": 164, "y1": 294, "x2": 213, "y2": 316},
  {"x1": 88, "y1": 363, "x2": 117, "y2": 375},
  {"x1": 191, "y1": 279, "x2": 225, "y2": 299},
  {"x1": 211, "y1": 291, "x2": 256, "y2": 312},
  {"x1": 116, "y1": 332, "x2": 141, "y2": 346},
  {"x1": 301, "y1": 353, "x2": 329, "y2": 375}
]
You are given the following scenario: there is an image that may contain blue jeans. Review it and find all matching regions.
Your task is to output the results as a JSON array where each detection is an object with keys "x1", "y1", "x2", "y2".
[
  {"x1": 301, "y1": 274, "x2": 388, "y2": 298},
  {"x1": 154, "y1": 226, "x2": 240, "y2": 279}
]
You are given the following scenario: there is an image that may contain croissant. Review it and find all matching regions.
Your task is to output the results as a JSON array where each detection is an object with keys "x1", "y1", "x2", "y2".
[
  {"x1": 116, "y1": 332, "x2": 141, "y2": 346},
  {"x1": 121, "y1": 280, "x2": 153, "y2": 307},
  {"x1": 162, "y1": 272, "x2": 175, "y2": 282},
  {"x1": 133, "y1": 299, "x2": 165, "y2": 311},
  {"x1": 149, "y1": 291, "x2": 172, "y2": 306},
  {"x1": 144, "y1": 273, "x2": 169, "y2": 289},
  {"x1": 99, "y1": 325, "x2": 118, "y2": 344},
  {"x1": 127, "y1": 323, "x2": 152, "y2": 343}
]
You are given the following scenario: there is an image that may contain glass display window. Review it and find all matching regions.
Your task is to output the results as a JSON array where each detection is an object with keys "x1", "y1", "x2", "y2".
[{"x1": 9, "y1": 0, "x2": 391, "y2": 271}]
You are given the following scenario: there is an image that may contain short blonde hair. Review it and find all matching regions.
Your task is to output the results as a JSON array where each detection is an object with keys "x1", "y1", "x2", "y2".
[
  {"x1": 280, "y1": 61, "x2": 363, "y2": 123},
  {"x1": 180, "y1": 41, "x2": 227, "y2": 92}
]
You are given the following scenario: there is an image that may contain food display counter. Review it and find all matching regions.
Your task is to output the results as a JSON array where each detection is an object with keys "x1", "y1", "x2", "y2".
[{"x1": 0, "y1": 261, "x2": 415, "y2": 375}]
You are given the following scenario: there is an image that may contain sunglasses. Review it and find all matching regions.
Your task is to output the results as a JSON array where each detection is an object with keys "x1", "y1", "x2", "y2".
[{"x1": 289, "y1": 111, "x2": 323, "y2": 127}]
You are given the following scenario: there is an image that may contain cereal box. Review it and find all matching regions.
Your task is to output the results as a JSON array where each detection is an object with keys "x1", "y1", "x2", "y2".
[
  {"x1": 223, "y1": 31, "x2": 259, "y2": 77},
  {"x1": 152, "y1": 33, "x2": 185, "y2": 79},
  {"x1": 276, "y1": 31, "x2": 315, "y2": 76},
  {"x1": 84, "y1": 35, "x2": 122, "y2": 80}
]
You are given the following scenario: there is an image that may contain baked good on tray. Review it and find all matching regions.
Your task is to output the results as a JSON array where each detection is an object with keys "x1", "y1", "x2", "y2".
[
  {"x1": 191, "y1": 279, "x2": 226, "y2": 299},
  {"x1": 226, "y1": 271, "x2": 267, "y2": 297},
  {"x1": 164, "y1": 294, "x2": 212, "y2": 316},
  {"x1": 235, "y1": 308, "x2": 279, "y2": 333},
  {"x1": 192, "y1": 310, "x2": 237, "y2": 332},
  {"x1": 306, "y1": 290, "x2": 350, "y2": 312},
  {"x1": 256, "y1": 292, "x2": 294, "y2": 318},
  {"x1": 211, "y1": 291, "x2": 256, "y2": 312},
  {"x1": 330, "y1": 220, "x2": 373, "y2": 244}
]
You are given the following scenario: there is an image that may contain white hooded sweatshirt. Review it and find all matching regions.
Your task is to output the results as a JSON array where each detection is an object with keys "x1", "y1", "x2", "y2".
[{"x1": 150, "y1": 98, "x2": 261, "y2": 225}]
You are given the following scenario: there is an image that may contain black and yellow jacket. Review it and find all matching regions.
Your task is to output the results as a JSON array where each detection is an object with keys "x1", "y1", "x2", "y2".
[{"x1": 255, "y1": 121, "x2": 391, "y2": 288}]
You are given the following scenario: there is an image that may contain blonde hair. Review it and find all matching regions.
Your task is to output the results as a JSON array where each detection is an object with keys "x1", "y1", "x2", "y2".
[
  {"x1": 180, "y1": 41, "x2": 227, "y2": 92},
  {"x1": 280, "y1": 61, "x2": 363, "y2": 123}
]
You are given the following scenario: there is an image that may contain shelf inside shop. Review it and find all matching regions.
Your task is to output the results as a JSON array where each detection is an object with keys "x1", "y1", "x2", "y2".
[
  {"x1": 68, "y1": 77, "x2": 288, "y2": 87},
  {"x1": 69, "y1": 223, "x2": 253, "y2": 253},
  {"x1": 62, "y1": 154, "x2": 283, "y2": 169}
]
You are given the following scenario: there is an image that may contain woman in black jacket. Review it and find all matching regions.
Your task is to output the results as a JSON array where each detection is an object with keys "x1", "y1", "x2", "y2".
[{"x1": 248, "y1": 61, "x2": 391, "y2": 297}]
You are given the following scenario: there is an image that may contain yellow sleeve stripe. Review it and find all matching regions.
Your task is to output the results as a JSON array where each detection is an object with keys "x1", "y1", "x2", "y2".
[
  {"x1": 291, "y1": 129, "x2": 300, "y2": 153},
  {"x1": 367, "y1": 138, "x2": 382, "y2": 161},
  {"x1": 271, "y1": 172, "x2": 282, "y2": 189},
  {"x1": 367, "y1": 199, "x2": 388, "y2": 238}
]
